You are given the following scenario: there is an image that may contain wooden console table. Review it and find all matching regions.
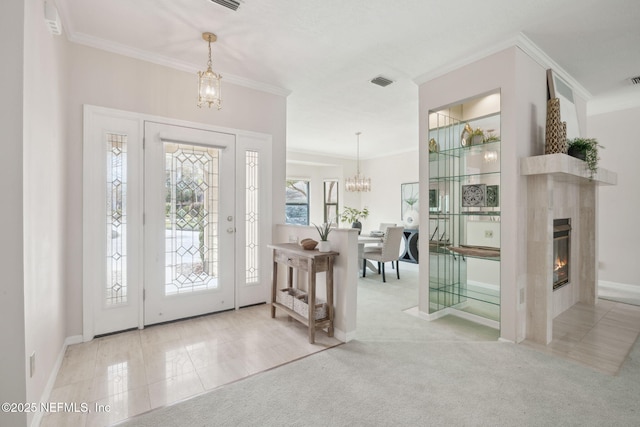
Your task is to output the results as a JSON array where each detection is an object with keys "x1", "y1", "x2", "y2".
[{"x1": 268, "y1": 243, "x2": 339, "y2": 343}]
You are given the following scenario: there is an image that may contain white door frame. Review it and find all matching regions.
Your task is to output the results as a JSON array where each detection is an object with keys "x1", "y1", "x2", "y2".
[{"x1": 82, "y1": 105, "x2": 272, "y2": 341}]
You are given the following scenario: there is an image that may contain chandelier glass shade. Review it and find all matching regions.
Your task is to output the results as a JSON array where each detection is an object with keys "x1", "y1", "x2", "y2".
[
  {"x1": 345, "y1": 132, "x2": 371, "y2": 192},
  {"x1": 197, "y1": 32, "x2": 222, "y2": 110}
]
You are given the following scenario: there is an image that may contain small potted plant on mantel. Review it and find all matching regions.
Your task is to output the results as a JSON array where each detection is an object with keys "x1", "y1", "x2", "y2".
[
  {"x1": 339, "y1": 206, "x2": 369, "y2": 235},
  {"x1": 567, "y1": 137, "x2": 604, "y2": 179}
]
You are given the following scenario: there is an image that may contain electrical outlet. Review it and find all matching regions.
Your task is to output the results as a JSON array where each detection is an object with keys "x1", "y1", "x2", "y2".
[
  {"x1": 30, "y1": 352, "x2": 36, "y2": 378},
  {"x1": 484, "y1": 230, "x2": 493, "y2": 238}
]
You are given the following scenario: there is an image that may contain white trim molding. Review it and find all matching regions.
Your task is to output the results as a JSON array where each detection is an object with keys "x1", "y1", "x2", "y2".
[{"x1": 413, "y1": 33, "x2": 592, "y2": 103}]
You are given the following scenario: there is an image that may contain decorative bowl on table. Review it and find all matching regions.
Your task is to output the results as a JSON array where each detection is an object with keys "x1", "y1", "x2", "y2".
[{"x1": 299, "y1": 238, "x2": 318, "y2": 250}]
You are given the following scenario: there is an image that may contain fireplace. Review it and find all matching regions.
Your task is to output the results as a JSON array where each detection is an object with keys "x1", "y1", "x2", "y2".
[{"x1": 553, "y1": 218, "x2": 571, "y2": 290}]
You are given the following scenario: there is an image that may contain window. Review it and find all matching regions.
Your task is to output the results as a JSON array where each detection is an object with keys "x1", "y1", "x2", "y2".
[
  {"x1": 324, "y1": 180, "x2": 339, "y2": 224},
  {"x1": 285, "y1": 180, "x2": 309, "y2": 225}
]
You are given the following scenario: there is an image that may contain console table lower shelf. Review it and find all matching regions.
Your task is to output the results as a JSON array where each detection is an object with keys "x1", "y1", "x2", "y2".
[{"x1": 268, "y1": 243, "x2": 339, "y2": 344}]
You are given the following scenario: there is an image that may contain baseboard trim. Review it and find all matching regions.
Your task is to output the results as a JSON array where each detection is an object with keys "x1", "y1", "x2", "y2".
[
  {"x1": 334, "y1": 328, "x2": 356, "y2": 343},
  {"x1": 30, "y1": 335, "x2": 83, "y2": 427},
  {"x1": 599, "y1": 280, "x2": 640, "y2": 293},
  {"x1": 598, "y1": 280, "x2": 640, "y2": 305}
]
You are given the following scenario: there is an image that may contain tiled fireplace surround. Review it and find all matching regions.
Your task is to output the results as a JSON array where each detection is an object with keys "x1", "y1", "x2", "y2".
[{"x1": 522, "y1": 154, "x2": 617, "y2": 344}]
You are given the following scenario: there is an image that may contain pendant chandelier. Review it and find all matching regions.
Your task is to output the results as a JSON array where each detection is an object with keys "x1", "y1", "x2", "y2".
[
  {"x1": 345, "y1": 132, "x2": 371, "y2": 192},
  {"x1": 197, "y1": 32, "x2": 222, "y2": 110}
]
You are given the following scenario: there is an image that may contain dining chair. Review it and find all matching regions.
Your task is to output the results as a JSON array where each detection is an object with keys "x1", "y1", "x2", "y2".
[
  {"x1": 368, "y1": 222, "x2": 398, "y2": 267},
  {"x1": 362, "y1": 226, "x2": 404, "y2": 282}
]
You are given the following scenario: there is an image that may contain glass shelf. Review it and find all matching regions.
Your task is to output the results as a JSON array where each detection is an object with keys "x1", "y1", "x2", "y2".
[
  {"x1": 430, "y1": 283, "x2": 500, "y2": 306},
  {"x1": 429, "y1": 140, "x2": 501, "y2": 158}
]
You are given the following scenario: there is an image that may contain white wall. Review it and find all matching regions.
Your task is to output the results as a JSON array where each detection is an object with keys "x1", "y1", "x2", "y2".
[
  {"x1": 360, "y1": 150, "x2": 419, "y2": 231},
  {"x1": 22, "y1": 1, "x2": 69, "y2": 423},
  {"x1": 588, "y1": 106, "x2": 640, "y2": 288},
  {"x1": 0, "y1": 1, "x2": 27, "y2": 426},
  {"x1": 64, "y1": 42, "x2": 288, "y2": 336}
]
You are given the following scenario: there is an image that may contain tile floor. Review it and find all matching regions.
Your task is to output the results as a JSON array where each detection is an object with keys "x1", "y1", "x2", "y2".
[
  {"x1": 40, "y1": 305, "x2": 340, "y2": 427},
  {"x1": 523, "y1": 299, "x2": 640, "y2": 375}
]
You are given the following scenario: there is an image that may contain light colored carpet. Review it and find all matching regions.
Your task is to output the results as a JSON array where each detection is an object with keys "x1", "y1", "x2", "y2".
[{"x1": 120, "y1": 264, "x2": 640, "y2": 426}]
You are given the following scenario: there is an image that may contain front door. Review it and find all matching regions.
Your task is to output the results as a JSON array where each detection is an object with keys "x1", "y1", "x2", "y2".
[
  {"x1": 83, "y1": 107, "x2": 273, "y2": 340},
  {"x1": 143, "y1": 122, "x2": 236, "y2": 324}
]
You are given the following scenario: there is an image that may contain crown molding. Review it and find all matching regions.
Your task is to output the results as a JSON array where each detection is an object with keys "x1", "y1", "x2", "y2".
[
  {"x1": 413, "y1": 33, "x2": 592, "y2": 102},
  {"x1": 67, "y1": 31, "x2": 291, "y2": 97},
  {"x1": 515, "y1": 33, "x2": 591, "y2": 101}
]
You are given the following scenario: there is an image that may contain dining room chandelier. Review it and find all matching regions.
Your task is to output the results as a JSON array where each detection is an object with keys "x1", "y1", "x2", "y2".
[
  {"x1": 197, "y1": 32, "x2": 222, "y2": 110},
  {"x1": 345, "y1": 132, "x2": 371, "y2": 192}
]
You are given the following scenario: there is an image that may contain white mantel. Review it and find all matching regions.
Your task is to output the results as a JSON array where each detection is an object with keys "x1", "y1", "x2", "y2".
[
  {"x1": 521, "y1": 154, "x2": 617, "y2": 344},
  {"x1": 521, "y1": 153, "x2": 617, "y2": 186}
]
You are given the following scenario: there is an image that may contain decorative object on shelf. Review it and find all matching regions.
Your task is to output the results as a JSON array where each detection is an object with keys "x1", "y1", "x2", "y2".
[
  {"x1": 462, "y1": 184, "x2": 487, "y2": 207},
  {"x1": 567, "y1": 137, "x2": 604, "y2": 179},
  {"x1": 197, "y1": 32, "x2": 222, "y2": 110},
  {"x1": 299, "y1": 238, "x2": 318, "y2": 251},
  {"x1": 460, "y1": 123, "x2": 473, "y2": 147},
  {"x1": 547, "y1": 69, "x2": 580, "y2": 141},
  {"x1": 313, "y1": 222, "x2": 333, "y2": 252},
  {"x1": 484, "y1": 129, "x2": 500, "y2": 143},
  {"x1": 486, "y1": 185, "x2": 499, "y2": 208},
  {"x1": 401, "y1": 182, "x2": 419, "y2": 228},
  {"x1": 339, "y1": 206, "x2": 369, "y2": 234},
  {"x1": 544, "y1": 98, "x2": 567, "y2": 154},
  {"x1": 471, "y1": 127, "x2": 485, "y2": 145},
  {"x1": 345, "y1": 132, "x2": 371, "y2": 192},
  {"x1": 429, "y1": 189, "x2": 438, "y2": 212},
  {"x1": 429, "y1": 138, "x2": 439, "y2": 153}
]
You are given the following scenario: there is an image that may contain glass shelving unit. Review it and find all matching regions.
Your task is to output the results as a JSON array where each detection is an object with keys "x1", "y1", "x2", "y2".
[{"x1": 428, "y1": 95, "x2": 501, "y2": 325}]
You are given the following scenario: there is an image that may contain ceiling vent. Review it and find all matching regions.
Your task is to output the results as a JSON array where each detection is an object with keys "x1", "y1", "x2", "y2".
[
  {"x1": 370, "y1": 76, "x2": 394, "y2": 87},
  {"x1": 630, "y1": 76, "x2": 640, "y2": 85},
  {"x1": 209, "y1": 0, "x2": 240, "y2": 11}
]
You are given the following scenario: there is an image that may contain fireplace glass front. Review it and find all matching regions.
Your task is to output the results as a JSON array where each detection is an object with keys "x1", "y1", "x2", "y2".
[{"x1": 553, "y1": 218, "x2": 571, "y2": 290}]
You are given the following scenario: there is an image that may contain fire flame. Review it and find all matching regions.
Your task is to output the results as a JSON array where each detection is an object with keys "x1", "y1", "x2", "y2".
[{"x1": 554, "y1": 255, "x2": 567, "y2": 272}]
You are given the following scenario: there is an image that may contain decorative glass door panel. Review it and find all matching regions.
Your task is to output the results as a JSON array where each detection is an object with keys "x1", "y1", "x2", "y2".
[
  {"x1": 164, "y1": 143, "x2": 220, "y2": 295},
  {"x1": 144, "y1": 122, "x2": 235, "y2": 325}
]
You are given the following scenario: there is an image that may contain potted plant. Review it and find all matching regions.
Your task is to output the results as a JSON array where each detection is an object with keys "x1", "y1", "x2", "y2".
[
  {"x1": 339, "y1": 206, "x2": 369, "y2": 234},
  {"x1": 567, "y1": 137, "x2": 603, "y2": 178},
  {"x1": 471, "y1": 127, "x2": 485, "y2": 145},
  {"x1": 313, "y1": 222, "x2": 333, "y2": 252}
]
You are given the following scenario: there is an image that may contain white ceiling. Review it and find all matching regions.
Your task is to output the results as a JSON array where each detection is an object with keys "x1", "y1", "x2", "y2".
[{"x1": 57, "y1": 0, "x2": 640, "y2": 159}]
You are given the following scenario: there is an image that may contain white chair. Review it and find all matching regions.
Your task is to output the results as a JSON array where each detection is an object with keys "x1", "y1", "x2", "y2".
[
  {"x1": 363, "y1": 226, "x2": 404, "y2": 282},
  {"x1": 366, "y1": 222, "x2": 396, "y2": 248},
  {"x1": 379, "y1": 223, "x2": 396, "y2": 233}
]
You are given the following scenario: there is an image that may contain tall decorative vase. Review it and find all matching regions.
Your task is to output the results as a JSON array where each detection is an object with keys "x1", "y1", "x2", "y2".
[
  {"x1": 318, "y1": 240, "x2": 331, "y2": 253},
  {"x1": 545, "y1": 98, "x2": 567, "y2": 154}
]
